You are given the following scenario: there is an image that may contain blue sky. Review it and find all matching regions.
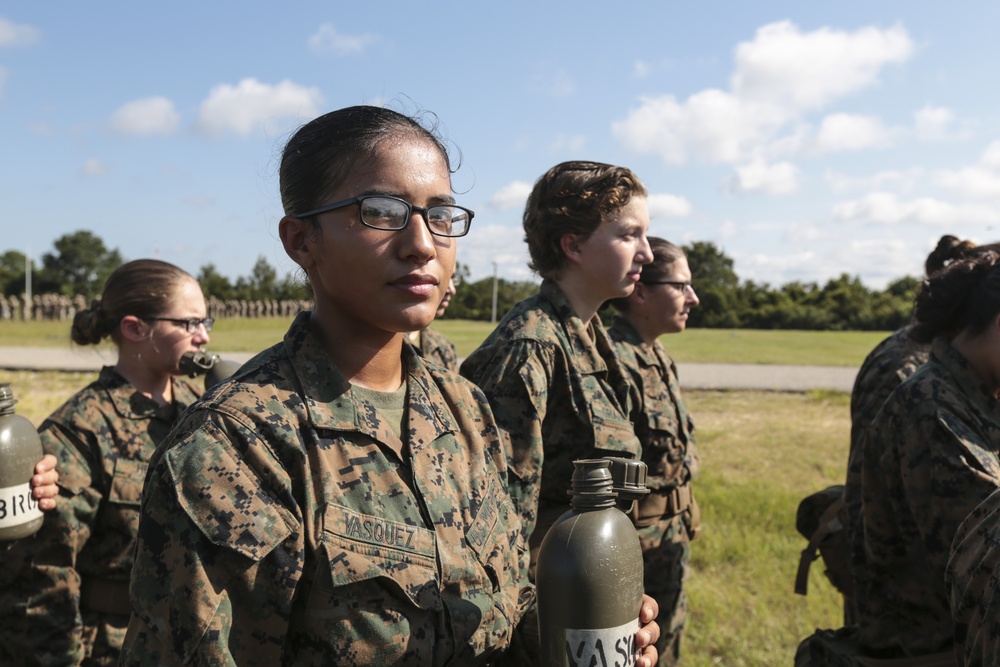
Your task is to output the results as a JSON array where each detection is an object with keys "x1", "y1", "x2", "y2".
[{"x1": 3, "y1": 2, "x2": 1000, "y2": 290}]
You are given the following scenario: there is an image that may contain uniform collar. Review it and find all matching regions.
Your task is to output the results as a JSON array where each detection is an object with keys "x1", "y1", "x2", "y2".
[
  {"x1": 100, "y1": 365, "x2": 195, "y2": 421},
  {"x1": 282, "y1": 312, "x2": 459, "y2": 455},
  {"x1": 539, "y1": 279, "x2": 608, "y2": 374}
]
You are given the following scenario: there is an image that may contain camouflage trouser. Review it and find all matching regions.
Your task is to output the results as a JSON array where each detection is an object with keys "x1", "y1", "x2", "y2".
[{"x1": 637, "y1": 511, "x2": 692, "y2": 667}]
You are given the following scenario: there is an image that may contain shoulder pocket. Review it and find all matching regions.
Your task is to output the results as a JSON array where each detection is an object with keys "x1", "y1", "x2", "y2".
[{"x1": 164, "y1": 421, "x2": 295, "y2": 562}]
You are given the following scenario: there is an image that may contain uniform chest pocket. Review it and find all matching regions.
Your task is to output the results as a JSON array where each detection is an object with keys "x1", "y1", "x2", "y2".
[
  {"x1": 107, "y1": 457, "x2": 148, "y2": 506},
  {"x1": 305, "y1": 505, "x2": 441, "y2": 663}
]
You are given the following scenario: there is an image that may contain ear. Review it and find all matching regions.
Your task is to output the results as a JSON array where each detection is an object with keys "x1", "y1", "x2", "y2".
[
  {"x1": 631, "y1": 282, "x2": 648, "y2": 305},
  {"x1": 279, "y1": 216, "x2": 316, "y2": 270},
  {"x1": 560, "y1": 233, "x2": 584, "y2": 264},
  {"x1": 119, "y1": 315, "x2": 150, "y2": 343}
]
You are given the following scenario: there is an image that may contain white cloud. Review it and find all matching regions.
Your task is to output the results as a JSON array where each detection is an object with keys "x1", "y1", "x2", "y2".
[
  {"x1": 784, "y1": 221, "x2": 826, "y2": 242},
  {"x1": 614, "y1": 22, "x2": 912, "y2": 165},
  {"x1": 981, "y1": 141, "x2": 1000, "y2": 170},
  {"x1": 914, "y1": 105, "x2": 955, "y2": 141},
  {"x1": 613, "y1": 89, "x2": 786, "y2": 164},
  {"x1": 307, "y1": 23, "x2": 377, "y2": 55},
  {"x1": 832, "y1": 192, "x2": 1000, "y2": 226},
  {"x1": 110, "y1": 97, "x2": 180, "y2": 136},
  {"x1": 531, "y1": 66, "x2": 575, "y2": 98},
  {"x1": 814, "y1": 113, "x2": 891, "y2": 153},
  {"x1": 549, "y1": 134, "x2": 586, "y2": 153},
  {"x1": 457, "y1": 222, "x2": 532, "y2": 282},
  {"x1": 729, "y1": 159, "x2": 800, "y2": 195},
  {"x1": 937, "y1": 167, "x2": 1000, "y2": 200},
  {"x1": 0, "y1": 17, "x2": 40, "y2": 47},
  {"x1": 647, "y1": 193, "x2": 693, "y2": 218},
  {"x1": 81, "y1": 158, "x2": 109, "y2": 178},
  {"x1": 824, "y1": 168, "x2": 921, "y2": 194},
  {"x1": 633, "y1": 60, "x2": 651, "y2": 78},
  {"x1": 489, "y1": 181, "x2": 533, "y2": 211},
  {"x1": 196, "y1": 79, "x2": 323, "y2": 136},
  {"x1": 731, "y1": 21, "x2": 914, "y2": 111},
  {"x1": 0, "y1": 66, "x2": 6, "y2": 96}
]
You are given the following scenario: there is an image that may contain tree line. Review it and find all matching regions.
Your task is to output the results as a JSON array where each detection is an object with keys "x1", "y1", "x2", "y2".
[{"x1": 1, "y1": 231, "x2": 918, "y2": 331}]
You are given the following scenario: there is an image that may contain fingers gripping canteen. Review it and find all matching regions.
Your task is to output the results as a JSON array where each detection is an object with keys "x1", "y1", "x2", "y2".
[{"x1": 0, "y1": 383, "x2": 44, "y2": 541}]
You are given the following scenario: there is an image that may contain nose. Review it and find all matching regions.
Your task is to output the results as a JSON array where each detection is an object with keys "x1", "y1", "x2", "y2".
[
  {"x1": 687, "y1": 286, "x2": 700, "y2": 307},
  {"x1": 399, "y1": 209, "x2": 439, "y2": 262},
  {"x1": 194, "y1": 323, "x2": 211, "y2": 344},
  {"x1": 637, "y1": 234, "x2": 653, "y2": 265}
]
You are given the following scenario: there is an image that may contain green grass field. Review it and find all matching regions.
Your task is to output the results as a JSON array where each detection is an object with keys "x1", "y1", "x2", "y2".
[{"x1": 0, "y1": 317, "x2": 891, "y2": 367}]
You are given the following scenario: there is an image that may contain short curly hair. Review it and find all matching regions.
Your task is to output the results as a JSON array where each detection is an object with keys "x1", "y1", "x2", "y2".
[{"x1": 523, "y1": 160, "x2": 647, "y2": 280}]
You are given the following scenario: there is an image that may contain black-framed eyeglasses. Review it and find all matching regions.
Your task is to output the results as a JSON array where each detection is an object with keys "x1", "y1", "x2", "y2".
[
  {"x1": 292, "y1": 195, "x2": 474, "y2": 238},
  {"x1": 643, "y1": 280, "x2": 696, "y2": 293},
  {"x1": 150, "y1": 317, "x2": 214, "y2": 333}
]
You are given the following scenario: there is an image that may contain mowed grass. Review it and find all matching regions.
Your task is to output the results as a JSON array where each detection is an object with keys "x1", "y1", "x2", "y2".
[
  {"x1": 7, "y1": 367, "x2": 849, "y2": 666},
  {"x1": 1, "y1": 317, "x2": 892, "y2": 367}
]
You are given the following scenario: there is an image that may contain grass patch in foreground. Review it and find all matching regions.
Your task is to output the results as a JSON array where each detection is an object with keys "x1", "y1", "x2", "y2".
[{"x1": 682, "y1": 389, "x2": 848, "y2": 666}]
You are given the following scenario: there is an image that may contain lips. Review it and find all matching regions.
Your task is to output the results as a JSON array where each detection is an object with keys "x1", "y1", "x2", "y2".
[{"x1": 391, "y1": 274, "x2": 439, "y2": 297}]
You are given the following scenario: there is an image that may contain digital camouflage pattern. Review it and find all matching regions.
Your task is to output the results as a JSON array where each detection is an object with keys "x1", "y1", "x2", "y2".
[
  {"x1": 842, "y1": 325, "x2": 929, "y2": 620},
  {"x1": 608, "y1": 315, "x2": 698, "y2": 667},
  {"x1": 850, "y1": 338, "x2": 1000, "y2": 655},
  {"x1": 414, "y1": 325, "x2": 459, "y2": 372},
  {"x1": 459, "y1": 280, "x2": 642, "y2": 567},
  {"x1": 0, "y1": 367, "x2": 201, "y2": 667},
  {"x1": 119, "y1": 312, "x2": 535, "y2": 666},
  {"x1": 948, "y1": 483, "x2": 1000, "y2": 667}
]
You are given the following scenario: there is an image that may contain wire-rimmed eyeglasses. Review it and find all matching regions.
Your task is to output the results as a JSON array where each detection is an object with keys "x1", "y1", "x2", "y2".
[
  {"x1": 643, "y1": 280, "x2": 696, "y2": 294},
  {"x1": 150, "y1": 317, "x2": 214, "y2": 333},
  {"x1": 292, "y1": 195, "x2": 474, "y2": 238}
]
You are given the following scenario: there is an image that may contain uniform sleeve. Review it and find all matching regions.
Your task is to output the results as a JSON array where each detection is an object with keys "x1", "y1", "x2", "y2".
[
  {"x1": 948, "y1": 490, "x2": 1000, "y2": 667},
  {"x1": 896, "y1": 408, "x2": 1000, "y2": 561},
  {"x1": 0, "y1": 421, "x2": 102, "y2": 667},
  {"x1": 119, "y1": 413, "x2": 302, "y2": 666},
  {"x1": 463, "y1": 340, "x2": 551, "y2": 546}
]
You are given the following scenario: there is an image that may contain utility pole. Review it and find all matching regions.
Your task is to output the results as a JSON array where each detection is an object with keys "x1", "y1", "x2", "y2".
[
  {"x1": 25, "y1": 246, "x2": 32, "y2": 315},
  {"x1": 491, "y1": 261, "x2": 499, "y2": 324}
]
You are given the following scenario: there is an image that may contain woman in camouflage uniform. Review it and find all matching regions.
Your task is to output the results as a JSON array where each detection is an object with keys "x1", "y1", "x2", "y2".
[
  {"x1": 606, "y1": 237, "x2": 699, "y2": 666},
  {"x1": 0, "y1": 259, "x2": 210, "y2": 666},
  {"x1": 850, "y1": 250, "x2": 1000, "y2": 661},
  {"x1": 118, "y1": 107, "x2": 661, "y2": 666},
  {"x1": 461, "y1": 160, "x2": 652, "y2": 574}
]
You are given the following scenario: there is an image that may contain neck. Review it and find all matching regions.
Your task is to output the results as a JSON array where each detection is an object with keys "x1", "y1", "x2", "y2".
[
  {"x1": 624, "y1": 310, "x2": 660, "y2": 346},
  {"x1": 311, "y1": 310, "x2": 406, "y2": 392},
  {"x1": 554, "y1": 274, "x2": 603, "y2": 324},
  {"x1": 951, "y1": 331, "x2": 1000, "y2": 393},
  {"x1": 115, "y1": 352, "x2": 173, "y2": 406}
]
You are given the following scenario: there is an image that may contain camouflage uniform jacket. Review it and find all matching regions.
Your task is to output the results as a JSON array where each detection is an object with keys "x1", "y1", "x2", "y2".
[
  {"x1": 852, "y1": 337, "x2": 1000, "y2": 654},
  {"x1": 415, "y1": 325, "x2": 459, "y2": 372},
  {"x1": 119, "y1": 312, "x2": 533, "y2": 667},
  {"x1": 948, "y1": 478, "x2": 1000, "y2": 667},
  {"x1": 0, "y1": 366, "x2": 201, "y2": 667},
  {"x1": 460, "y1": 280, "x2": 642, "y2": 555},
  {"x1": 843, "y1": 325, "x2": 930, "y2": 613}
]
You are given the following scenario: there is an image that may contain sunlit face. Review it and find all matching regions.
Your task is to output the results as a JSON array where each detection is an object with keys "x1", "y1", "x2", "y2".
[
  {"x1": 148, "y1": 276, "x2": 211, "y2": 374},
  {"x1": 298, "y1": 136, "x2": 456, "y2": 337},
  {"x1": 643, "y1": 256, "x2": 699, "y2": 335},
  {"x1": 574, "y1": 196, "x2": 652, "y2": 302}
]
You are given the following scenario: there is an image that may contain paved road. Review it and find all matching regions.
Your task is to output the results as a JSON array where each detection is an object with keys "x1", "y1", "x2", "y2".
[{"x1": 0, "y1": 346, "x2": 858, "y2": 392}]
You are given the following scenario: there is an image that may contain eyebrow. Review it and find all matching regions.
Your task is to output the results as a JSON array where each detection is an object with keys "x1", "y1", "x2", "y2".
[{"x1": 358, "y1": 189, "x2": 457, "y2": 205}]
